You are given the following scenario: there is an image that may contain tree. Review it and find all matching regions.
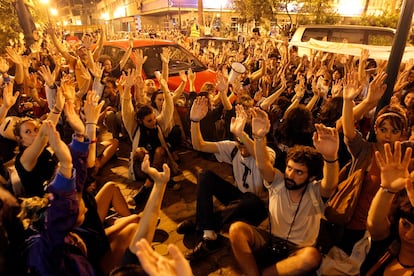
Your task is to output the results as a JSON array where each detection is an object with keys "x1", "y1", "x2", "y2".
[
  {"x1": 359, "y1": 9, "x2": 399, "y2": 28},
  {"x1": 0, "y1": 0, "x2": 22, "y2": 52},
  {"x1": 0, "y1": 0, "x2": 47, "y2": 53},
  {"x1": 232, "y1": 0, "x2": 274, "y2": 27},
  {"x1": 299, "y1": 0, "x2": 340, "y2": 25}
]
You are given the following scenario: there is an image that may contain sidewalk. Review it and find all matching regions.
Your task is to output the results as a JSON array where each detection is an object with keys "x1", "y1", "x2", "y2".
[{"x1": 95, "y1": 136, "x2": 242, "y2": 276}]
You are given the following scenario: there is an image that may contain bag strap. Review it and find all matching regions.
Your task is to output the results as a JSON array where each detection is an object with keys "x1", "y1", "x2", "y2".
[{"x1": 230, "y1": 145, "x2": 238, "y2": 162}]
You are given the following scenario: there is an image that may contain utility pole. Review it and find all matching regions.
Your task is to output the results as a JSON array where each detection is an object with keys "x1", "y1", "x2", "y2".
[{"x1": 198, "y1": 0, "x2": 204, "y2": 36}]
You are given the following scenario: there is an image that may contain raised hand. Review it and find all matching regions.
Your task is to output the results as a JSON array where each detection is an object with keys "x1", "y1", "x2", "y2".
[
  {"x1": 132, "y1": 49, "x2": 148, "y2": 72},
  {"x1": 342, "y1": 72, "x2": 362, "y2": 101},
  {"x1": 312, "y1": 123, "x2": 339, "y2": 161},
  {"x1": 5, "y1": 47, "x2": 23, "y2": 65},
  {"x1": 124, "y1": 69, "x2": 138, "y2": 89},
  {"x1": 160, "y1": 48, "x2": 171, "y2": 64},
  {"x1": 331, "y1": 79, "x2": 343, "y2": 98},
  {"x1": 230, "y1": 104, "x2": 247, "y2": 137},
  {"x1": 366, "y1": 71, "x2": 387, "y2": 105},
  {"x1": 38, "y1": 65, "x2": 56, "y2": 87},
  {"x1": 179, "y1": 70, "x2": 187, "y2": 83},
  {"x1": 251, "y1": 107, "x2": 270, "y2": 138},
  {"x1": 141, "y1": 154, "x2": 170, "y2": 185},
  {"x1": 215, "y1": 71, "x2": 228, "y2": 92},
  {"x1": 89, "y1": 61, "x2": 104, "y2": 80},
  {"x1": 2, "y1": 82, "x2": 19, "y2": 108},
  {"x1": 84, "y1": 90, "x2": 104, "y2": 125},
  {"x1": 187, "y1": 68, "x2": 196, "y2": 83},
  {"x1": 136, "y1": 238, "x2": 192, "y2": 276},
  {"x1": 190, "y1": 96, "x2": 208, "y2": 122},
  {"x1": 60, "y1": 74, "x2": 77, "y2": 102},
  {"x1": 375, "y1": 141, "x2": 412, "y2": 193}
]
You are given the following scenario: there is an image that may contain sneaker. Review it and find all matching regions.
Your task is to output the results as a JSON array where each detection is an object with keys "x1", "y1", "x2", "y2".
[
  {"x1": 176, "y1": 220, "x2": 196, "y2": 235},
  {"x1": 185, "y1": 238, "x2": 221, "y2": 261},
  {"x1": 133, "y1": 185, "x2": 152, "y2": 213}
]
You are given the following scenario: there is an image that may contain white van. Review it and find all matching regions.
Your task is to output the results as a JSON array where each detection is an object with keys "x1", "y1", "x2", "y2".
[{"x1": 290, "y1": 25, "x2": 396, "y2": 57}]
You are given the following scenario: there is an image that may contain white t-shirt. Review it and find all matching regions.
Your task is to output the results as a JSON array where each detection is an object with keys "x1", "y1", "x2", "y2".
[
  {"x1": 215, "y1": 140, "x2": 275, "y2": 202},
  {"x1": 266, "y1": 170, "x2": 324, "y2": 247}
]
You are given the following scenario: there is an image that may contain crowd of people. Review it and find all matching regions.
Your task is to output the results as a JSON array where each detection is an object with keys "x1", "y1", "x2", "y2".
[{"x1": 0, "y1": 21, "x2": 414, "y2": 276}]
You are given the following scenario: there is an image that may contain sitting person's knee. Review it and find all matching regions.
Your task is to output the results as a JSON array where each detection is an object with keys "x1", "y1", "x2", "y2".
[{"x1": 229, "y1": 221, "x2": 251, "y2": 241}]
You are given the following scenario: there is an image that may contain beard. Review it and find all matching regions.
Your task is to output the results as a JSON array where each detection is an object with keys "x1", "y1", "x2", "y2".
[{"x1": 284, "y1": 177, "x2": 309, "y2": 190}]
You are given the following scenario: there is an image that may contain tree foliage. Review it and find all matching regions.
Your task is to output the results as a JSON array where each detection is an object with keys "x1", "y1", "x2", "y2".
[
  {"x1": 232, "y1": 0, "x2": 274, "y2": 23},
  {"x1": 0, "y1": 0, "x2": 22, "y2": 52},
  {"x1": 298, "y1": 0, "x2": 340, "y2": 25},
  {"x1": 0, "y1": 0, "x2": 47, "y2": 53},
  {"x1": 358, "y1": 9, "x2": 399, "y2": 28}
]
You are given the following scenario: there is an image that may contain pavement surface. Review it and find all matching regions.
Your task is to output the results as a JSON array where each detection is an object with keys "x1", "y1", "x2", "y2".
[{"x1": 95, "y1": 133, "x2": 243, "y2": 276}]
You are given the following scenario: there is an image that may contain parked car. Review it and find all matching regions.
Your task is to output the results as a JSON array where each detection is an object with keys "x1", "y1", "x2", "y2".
[
  {"x1": 99, "y1": 39, "x2": 217, "y2": 92},
  {"x1": 290, "y1": 25, "x2": 396, "y2": 57}
]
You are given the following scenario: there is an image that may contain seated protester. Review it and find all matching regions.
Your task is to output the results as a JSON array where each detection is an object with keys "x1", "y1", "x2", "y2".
[
  {"x1": 100, "y1": 77, "x2": 124, "y2": 140},
  {"x1": 177, "y1": 99, "x2": 274, "y2": 261},
  {"x1": 119, "y1": 70, "x2": 177, "y2": 212},
  {"x1": 12, "y1": 88, "x2": 65, "y2": 197},
  {"x1": 339, "y1": 72, "x2": 410, "y2": 255},
  {"x1": 360, "y1": 141, "x2": 414, "y2": 275},
  {"x1": 229, "y1": 108, "x2": 340, "y2": 276},
  {"x1": 63, "y1": 91, "x2": 138, "y2": 274},
  {"x1": 184, "y1": 70, "x2": 232, "y2": 144},
  {"x1": 22, "y1": 120, "x2": 95, "y2": 275}
]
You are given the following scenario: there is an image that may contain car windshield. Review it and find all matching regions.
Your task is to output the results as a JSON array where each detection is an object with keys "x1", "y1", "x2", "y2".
[{"x1": 136, "y1": 45, "x2": 206, "y2": 78}]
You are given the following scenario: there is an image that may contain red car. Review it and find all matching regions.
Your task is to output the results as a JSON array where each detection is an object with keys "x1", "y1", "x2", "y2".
[{"x1": 100, "y1": 39, "x2": 217, "y2": 92}]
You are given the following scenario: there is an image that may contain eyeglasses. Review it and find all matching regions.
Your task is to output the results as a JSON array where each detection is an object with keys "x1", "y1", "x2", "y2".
[{"x1": 241, "y1": 162, "x2": 251, "y2": 189}]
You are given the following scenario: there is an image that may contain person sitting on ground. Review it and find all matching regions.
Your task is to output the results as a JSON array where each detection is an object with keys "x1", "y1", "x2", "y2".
[
  {"x1": 22, "y1": 120, "x2": 95, "y2": 275},
  {"x1": 229, "y1": 108, "x2": 340, "y2": 276},
  {"x1": 119, "y1": 69, "x2": 178, "y2": 212},
  {"x1": 360, "y1": 141, "x2": 414, "y2": 275},
  {"x1": 177, "y1": 98, "x2": 275, "y2": 261},
  {"x1": 336, "y1": 71, "x2": 410, "y2": 255},
  {"x1": 12, "y1": 87, "x2": 64, "y2": 197}
]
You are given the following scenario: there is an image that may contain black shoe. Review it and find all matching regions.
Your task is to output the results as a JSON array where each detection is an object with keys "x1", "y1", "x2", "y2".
[
  {"x1": 185, "y1": 238, "x2": 221, "y2": 261},
  {"x1": 176, "y1": 220, "x2": 196, "y2": 235},
  {"x1": 133, "y1": 185, "x2": 152, "y2": 213}
]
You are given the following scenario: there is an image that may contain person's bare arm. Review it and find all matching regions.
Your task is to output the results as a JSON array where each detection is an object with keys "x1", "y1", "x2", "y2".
[
  {"x1": 119, "y1": 38, "x2": 133, "y2": 70},
  {"x1": 172, "y1": 70, "x2": 187, "y2": 103},
  {"x1": 252, "y1": 107, "x2": 275, "y2": 182},
  {"x1": 313, "y1": 123, "x2": 339, "y2": 198},
  {"x1": 368, "y1": 142, "x2": 411, "y2": 240},
  {"x1": 190, "y1": 97, "x2": 219, "y2": 153},
  {"x1": 341, "y1": 72, "x2": 361, "y2": 140},
  {"x1": 129, "y1": 154, "x2": 169, "y2": 252},
  {"x1": 119, "y1": 70, "x2": 138, "y2": 138}
]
